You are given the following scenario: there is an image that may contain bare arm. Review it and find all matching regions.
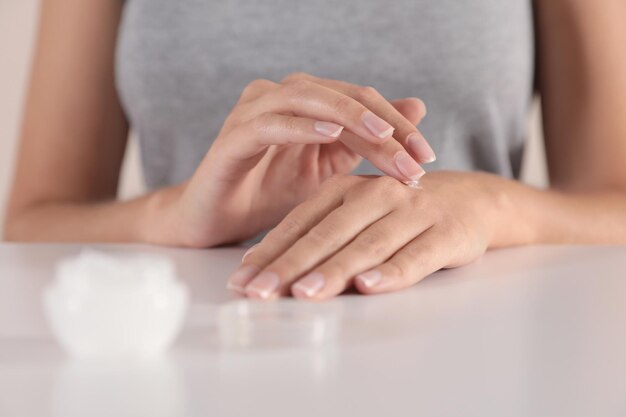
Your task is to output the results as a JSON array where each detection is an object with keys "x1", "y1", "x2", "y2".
[
  {"x1": 511, "y1": 0, "x2": 626, "y2": 244},
  {"x1": 3, "y1": 0, "x2": 434, "y2": 246},
  {"x1": 536, "y1": 0, "x2": 626, "y2": 192},
  {"x1": 3, "y1": 0, "x2": 159, "y2": 242}
]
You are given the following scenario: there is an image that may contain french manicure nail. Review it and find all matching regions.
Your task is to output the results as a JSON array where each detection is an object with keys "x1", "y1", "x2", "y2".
[
  {"x1": 293, "y1": 272, "x2": 326, "y2": 298},
  {"x1": 227, "y1": 265, "x2": 260, "y2": 292},
  {"x1": 356, "y1": 270, "x2": 382, "y2": 288},
  {"x1": 362, "y1": 111, "x2": 394, "y2": 139},
  {"x1": 245, "y1": 271, "x2": 280, "y2": 300},
  {"x1": 314, "y1": 121, "x2": 344, "y2": 138},
  {"x1": 394, "y1": 151, "x2": 425, "y2": 181},
  {"x1": 407, "y1": 132, "x2": 436, "y2": 163}
]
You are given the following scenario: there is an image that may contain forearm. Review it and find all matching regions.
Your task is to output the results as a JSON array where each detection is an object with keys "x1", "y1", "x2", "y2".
[
  {"x1": 491, "y1": 176, "x2": 626, "y2": 247},
  {"x1": 4, "y1": 197, "x2": 153, "y2": 244},
  {"x1": 3, "y1": 184, "x2": 189, "y2": 245}
]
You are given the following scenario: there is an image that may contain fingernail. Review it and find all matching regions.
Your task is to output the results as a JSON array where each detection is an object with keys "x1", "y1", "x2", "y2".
[
  {"x1": 314, "y1": 121, "x2": 344, "y2": 138},
  {"x1": 356, "y1": 270, "x2": 382, "y2": 288},
  {"x1": 245, "y1": 271, "x2": 280, "y2": 300},
  {"x1": 407, "y1": 132, "x2": 436, "y2": 163},
  {"x1": 293, "y1": 272, "x2": 325, "y2": 298},
  {"x1": 241, "y1": 244, "x2": 259, "y2": 262},
  {"x1": 361, "y1": 111, "x2": 394, "y2": 139},
  {"x1": 394, "y1": 151, "x2": 425, "y2": 181},
  {"x1": 227, "y1": 265, "x2": 260, "y2": 292}
]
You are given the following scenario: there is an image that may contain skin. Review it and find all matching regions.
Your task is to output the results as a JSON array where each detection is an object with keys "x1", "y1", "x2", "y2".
[
  {"x1": 4, "y1": 1, "x2": 626, "y2": 300},
  {"x1": 229, "y1": 0, "x2": 626, "y2": 299},
  {"x1": 4, "y1": 0, "x2": 434, "y2": 246}
]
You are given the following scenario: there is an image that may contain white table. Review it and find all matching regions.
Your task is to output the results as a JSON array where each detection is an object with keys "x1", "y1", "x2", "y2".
[{"x1": 0, "y1": 243, "x2": 625, "y2": 417}]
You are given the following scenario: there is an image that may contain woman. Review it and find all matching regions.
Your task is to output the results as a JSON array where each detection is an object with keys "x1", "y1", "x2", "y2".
[{"x1": 5, "y1": 1, "x2": 626, "y2": 301}]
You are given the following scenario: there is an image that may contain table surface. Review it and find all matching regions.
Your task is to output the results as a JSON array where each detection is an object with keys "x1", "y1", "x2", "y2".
[{"x1": 0, "y1": 243, "x2": 625, "y2": 417}]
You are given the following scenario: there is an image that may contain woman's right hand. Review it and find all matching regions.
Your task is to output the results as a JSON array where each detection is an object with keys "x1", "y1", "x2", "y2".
[{"x1": 143, "y1": 73, "x2": 436, "y2": 247}]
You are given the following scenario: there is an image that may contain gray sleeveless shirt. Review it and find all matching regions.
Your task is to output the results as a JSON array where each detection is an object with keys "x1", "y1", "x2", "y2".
[{"x1": 116, "y1": 0, "x2": 534, "y2": 189}]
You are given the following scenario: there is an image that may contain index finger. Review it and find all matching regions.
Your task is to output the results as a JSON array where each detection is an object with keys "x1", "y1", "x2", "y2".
[{"x1": 282, "y1": 73, "x2": 435, "y2": 164}]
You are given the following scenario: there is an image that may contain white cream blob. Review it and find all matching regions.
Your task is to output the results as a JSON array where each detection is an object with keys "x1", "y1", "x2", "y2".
[{"x1": 44, "y1": 249, "x2": 188, "y2": 358}]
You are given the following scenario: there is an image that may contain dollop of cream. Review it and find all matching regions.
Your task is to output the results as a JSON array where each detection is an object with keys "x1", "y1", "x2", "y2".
[{"x1": 44, "y1": 249, "x2": 188, "y2": 358}]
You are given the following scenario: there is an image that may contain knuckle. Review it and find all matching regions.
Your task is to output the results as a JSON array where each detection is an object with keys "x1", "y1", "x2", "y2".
[
  {"x1": 375, "y1": 175, "x2": 399, "y2": 188},
  {"x1": 385, "y1": 259, "x2": 409, "y2": 280},
  {"x1": 250, "y1": 112, "x2": 274, "y2": 134},
  {"x1": 275, "y1": 215, "x2": 305, "y2": 238},
  {"x1": 222, "y1": 109, "x2": 243, "y2": 129},
  {"x1": 242, "y1": 78, "x2": 272, "y2": 97},
  {"x1": 324, "y1": 258, "x2": 350, "y2": 280},
  {"x1": 353, "y1": 231, "x2": 388, "y2": 258},
  {"x1": 331, "y1": 95, "x2": 355, "y2": 115},
  {"x1": 281, "y1": 72, "x2": 310, "y2": 84},
  {"x1": 306, "y1": 223, "x2": 340, "y2": 247},
  {"x1": 366, "y1": 176, "x2": 406, "y2": 200},
  {"x1": 387, "y1": 183, "x2": 410, "y2": 202},
  {"x1": 355, "y1": 85, "x2": 381, "y2": 102},
  {"x1": 283, "y1": 79, "x2": 313, "y2": 98},
  {"x1": 408, "y1": 193, "x2": 428, "y2": 211},
  {"x1": 320, "y1": 174, "x2": 349, "y2": 193},
  {"x1": 401, "y1": 242, "x2": 428, "y2": 262}
]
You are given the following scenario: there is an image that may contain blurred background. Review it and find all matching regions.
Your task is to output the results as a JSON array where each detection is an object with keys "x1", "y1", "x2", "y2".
[{"x1": 0, "y1": 0, "x2": 547, "y2": 238}]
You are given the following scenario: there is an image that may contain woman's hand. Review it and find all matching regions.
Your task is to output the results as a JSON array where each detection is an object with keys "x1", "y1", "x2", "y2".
[
  {"x1": 228, "y1": 172, "x2": 519, "y2": 299},
  {"x1": 145, "y1": 73, "x2": 435, "y2": 247}
]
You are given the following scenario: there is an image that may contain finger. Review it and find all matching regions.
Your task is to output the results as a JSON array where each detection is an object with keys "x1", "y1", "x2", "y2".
[
  {"x1": 389, "y1": 99, "x2": 436, "y2": 162},
  {"x1": 237, "y1": 79, "x2": 426, "y2": 181},
  {"x1": 354, "y1": 226, "x2": 450, "y2": 295},
  {"x1": 218, "y1": 113, "x2": 345, "y2": 161},
  {"x1": 390, "y1": 98, "x2": 427, "y2": 126},
  {"x1": 237, "y1": 80, "x2": 425, "y2": 182},
  {"x1": 244, "y1": 185, "x2": 397, "y2": 300},
  {"x1": 291, "y1": 208, "x2": 433, "y2": 300},
  {"x1": 327, "y1": 98, "x2": 431, "y2": 181},
  {"x1": 241, "y1": 79, "x2": 396, "y2": 145},
  {"x1": 283, "y1": 73, "x2": 435, "y2": 163},
  {"x1": 276, "y1": 80, "x2": 428, "y2": 181},
  {"x1": 226, "y1": 176, "x2": 363, "y2": 293},
  {"x1": 338, "y1": 129, "x2": 426, "y2": 183}
]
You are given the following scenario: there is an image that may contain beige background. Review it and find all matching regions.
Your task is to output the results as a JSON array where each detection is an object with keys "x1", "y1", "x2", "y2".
[{"x1": 0, "y1": 0, "x2": 547, "y2": 238}]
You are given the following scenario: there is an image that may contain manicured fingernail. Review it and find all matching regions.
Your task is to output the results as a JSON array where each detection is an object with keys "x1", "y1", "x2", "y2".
[
  {"x1": 227, "y1": 265, "x2": 260, "y2": 292},
  {"x1": 394, "y1": 151, "x2": 425, "y2": 181},
  {"x1": 407, "y1": 132, "x2": 436, "y2": 163},
  {"x1": 361, "y1": 111, "x2": 394, "y2": 139},
  {"x1": 314, "y1": 121, "x2": 344, "y2": 138},
  {"x1": 245, "y1": 271, "x2": 280, "y2": 300},
  {"x1": 356, "y1": 270, "x2": 382, "y2": 288},
  {"x1": 293, "y1": 272, "x2": 325, "y2": 298},
  {"x1": 241, "y1": 244, "x2": 259, "y2": 262}
]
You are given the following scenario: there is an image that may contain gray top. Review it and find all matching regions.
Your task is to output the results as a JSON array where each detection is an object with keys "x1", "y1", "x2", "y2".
[{"x1": 116, "y1": 0, "x2": 534, "y2": 190}]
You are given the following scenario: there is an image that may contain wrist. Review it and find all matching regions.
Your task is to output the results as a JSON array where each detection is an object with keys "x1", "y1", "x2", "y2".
[
  {"x1": 481, "y1": 174, "x2": 539, "y2": 248},
  {"x1": 140, "y1": 184, "x2": 187, "y2": 246},
  {"x1": 143, "y1": 182, "x2": 245, "y2": 248}
]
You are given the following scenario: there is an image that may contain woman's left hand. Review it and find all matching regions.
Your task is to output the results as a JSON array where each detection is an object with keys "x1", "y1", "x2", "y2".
[{"x1": 227, "y1": 171, "x2": 518, "y2": 299}]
